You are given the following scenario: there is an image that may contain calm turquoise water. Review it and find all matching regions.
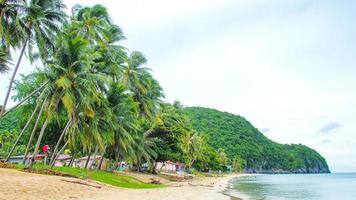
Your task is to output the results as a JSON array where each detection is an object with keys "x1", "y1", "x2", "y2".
[{"x1": 225, "y1": 173, "x2": 356, "y2": 200}]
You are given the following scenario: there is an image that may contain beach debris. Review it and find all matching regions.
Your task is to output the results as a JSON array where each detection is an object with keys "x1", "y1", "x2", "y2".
[
  {"x1": 60, "y1": 179, "x2": 102, "y2": 188},
  {"x1": 149, "y1": 177, "x2": 162, "y2": 184},
  {"x1": 188, "y1": 183, "x2": 214, "y2": 187}
]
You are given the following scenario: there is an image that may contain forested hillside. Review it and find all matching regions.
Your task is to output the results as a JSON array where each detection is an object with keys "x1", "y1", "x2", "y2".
[{"x1": 185, "y1": 107, "x2": 330, "y2": 173}]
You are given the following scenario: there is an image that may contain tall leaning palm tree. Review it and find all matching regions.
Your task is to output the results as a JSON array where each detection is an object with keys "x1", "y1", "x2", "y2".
[
  {"x1": 0, "y1": 0, "x2": 67, "y2": 117},
  {"x1": 107, "y1": 83, "x2": 140, "y2": 163},
  {"x1": 121, "y1": 51, "x2": 164, "y2": 118}
]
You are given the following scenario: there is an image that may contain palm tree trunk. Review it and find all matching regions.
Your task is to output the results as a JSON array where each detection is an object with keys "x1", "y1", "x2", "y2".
[
  {"x1": 68, "y1": 156, "x2": 74, "y2": 167},
  {"x1": 97, "y1": 154, "x2": 105, "y2": 170},
  {"x1": 89, "y1": 147, "x2": 98, "y2": 170},
  {"x1": 50, "y1": 140, "x2": 68, "y2": 167},
  {"x1": 22, "y1": 99, "x2": 47, "y2": 165},
  {"x1": 84, "y1": 153, "x2": 91, "y2": 169},
  {"x1": 158, "y1": 161, "x2": 165, "y2": 173},
  {"x1": 5, "y1": 103, "x2": 39, "y2": 162},
  {"x1": 0, "y1": 39, "x2": 27, "y2": 117},
  {"x1": 49, "y1": 120, "x2": 70, "y2": 165},
  {"x1": 97, "y1": 147, "x2": 106, "y2": 170},
  {"x1": 0, "y1": 81, "x2": 48, "y2": 118},
  {"x1": 137, "y1": 159, "x2": 141, "y2": 173},
  {"x1": 151, "y1": 161, "x2": 158, "y2": 174},
  {"x1": 28, "y1": 117, "x2": 49, "y2": 168},
  {"x1": 115, "y1": 151, "x2": 119, "y2": 169}
]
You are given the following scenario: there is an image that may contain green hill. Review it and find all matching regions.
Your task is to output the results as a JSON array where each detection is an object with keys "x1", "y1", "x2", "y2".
[{"x1": 185, "y1": 107, "x2": 330, "y2": 173}]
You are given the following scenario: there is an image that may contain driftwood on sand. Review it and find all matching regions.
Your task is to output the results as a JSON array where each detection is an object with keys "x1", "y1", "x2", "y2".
[
  {"x1": 60, "y1": 179, "x2": 102, "y2": 188},
  {"x1": 188, "y1": 182, "x2": 214, "y2": 187},
  {"x1": 149, "y1": 177, "x2": 162, "y2": 184}
]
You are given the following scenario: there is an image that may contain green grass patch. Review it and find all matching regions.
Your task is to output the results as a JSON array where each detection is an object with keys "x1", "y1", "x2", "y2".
[{"x1": 18, "y1": 164, "x2": 162, "y2": 189}]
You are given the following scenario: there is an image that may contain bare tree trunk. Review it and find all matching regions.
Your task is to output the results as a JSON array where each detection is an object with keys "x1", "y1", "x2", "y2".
[
  {"x1": 50, "y1": 140, "x2": 68, "y2": 167},
  {"x1": 0, "y1": 40, "x2": 27, "y2": 117},
  {"x1": 1, "y1": 81, "x2": 48, "y2": 118},
  {"x1": 28, "y1": 117, "x2": 49, "y2": 168},
  {"x1": 49, "y1": 120, "x2": 70, "y2": 165},
  {"x1": 22, "y1": 99, "x2": 47, "y2": 165},
  {"x1": 84, "y1": 153, "x2": 91, "y2": 169},
  {"x1": 5, "y1": 103, "x2": 39, "y2": 162},
  {"x1": 89, "y1": 147, "x2": 98, "y2": 170}
]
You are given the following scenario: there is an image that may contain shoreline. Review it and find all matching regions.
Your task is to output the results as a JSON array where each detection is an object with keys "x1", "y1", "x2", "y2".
[
  {"x1": 222, "y1": 174, "x2": 260, "y2": 200},
  {"x1": 220, "y1": 174, "x2": 242, "y2": 200},
  {"x1": 0, "y1": 168, "x2": 242, "y2": 200}
]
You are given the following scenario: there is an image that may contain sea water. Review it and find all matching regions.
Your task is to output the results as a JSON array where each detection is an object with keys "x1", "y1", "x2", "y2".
[{"x1": 225, "y1": 173, "x2": 356, "y2": 200}]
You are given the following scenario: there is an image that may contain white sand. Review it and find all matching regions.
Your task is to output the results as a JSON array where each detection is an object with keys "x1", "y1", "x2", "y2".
[{"x1": 0, "y1": 168, "x2": 236, "y2": 200}]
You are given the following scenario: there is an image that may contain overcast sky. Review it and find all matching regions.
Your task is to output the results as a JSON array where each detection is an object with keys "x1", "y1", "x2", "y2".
[{"x1": 1, "y1": 0, "x2": 355, "y2": 172}]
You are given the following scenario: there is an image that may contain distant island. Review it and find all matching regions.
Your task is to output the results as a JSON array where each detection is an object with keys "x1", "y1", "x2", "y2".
[{"x1": 185, "y1": 107, "x2": 330, "y2": 174}]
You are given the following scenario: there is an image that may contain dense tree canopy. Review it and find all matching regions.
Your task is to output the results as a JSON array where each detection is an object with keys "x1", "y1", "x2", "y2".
[{"x1": 185, "y1": 107, "x2": 330, "y2": 173}]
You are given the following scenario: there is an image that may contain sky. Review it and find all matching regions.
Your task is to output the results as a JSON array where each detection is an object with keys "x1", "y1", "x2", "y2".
[{"x1": 1, "y1": 0, "x2": 355, "y2": 172}]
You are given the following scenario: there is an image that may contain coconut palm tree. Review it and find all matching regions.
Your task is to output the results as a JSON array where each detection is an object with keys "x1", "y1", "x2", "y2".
[
  {"x1": 0, "y1": 0, "x2": 67, "y2": 117},
  {"x1": 133, "y1": 129, "x2": 157, "y2": 172},
  {"x1": 0, "y1": 0, "x2": 25, "y2": 49},
  {"x1": 92, "y1": 24, "x2": 126, "y2": 81},
  {"x1": 121, "y1": 51, "x2": 149, "y2": 93},
  {"x1": 26, "y1": 34, "x2": 104, "y2": 167},
  {"x1": 25, "y1": 4, "x2": 127, "y2": 167},
  {"x1": 75, "y1": 4, "x2": 110, "y2": 22},
  {"x1": 121, "y1": 51, "x2": 164, "y2": 118},
  {"x1": 70, "y1": 4, "x2": 112, "y2": 45},
  {"x1": 179, "y1": 131, "x2": 204, "y2": 169},
  {"x1": 27, "y1": 22, "x2": 124, "y2": 167},
  {"x1": 106, "y1": 83, "x2": 139, "y2": 164},
  {"x1": 0, "y1": 47, "x2": 10, "y2": 73}
]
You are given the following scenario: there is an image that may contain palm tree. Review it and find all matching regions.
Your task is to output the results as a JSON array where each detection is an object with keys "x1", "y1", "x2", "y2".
[
  {"x1": 107, "y1": 83, "x2": 139, "y2": 164},
  {"x1": 70, "y1": 4, "x2": 112, "y2": 45},
  {"x1": 0, "y1": 0, "x2": 22, "y2": 74},
  {"x1": 121, "y1": 51, "x2": 149, "y2": 93},
  {"x1": 93, "y1": 24, "x2": 126, "y2": 81},
  {"x1": 149, "y1": 103, "x2": 195, "y2": 169},
  {"x1": 179, "y1": 131, "x2": 203, "y2": 169},
  {"x1": 70, "y1": 5, "x2": 126, "y2": 82},
  {"x1": 0, "y1": 47, "x2": 10, "y2": 73},
  {"x1": 27, "y1": 5, "x2": 125, "y2": 167},
  {"x1": 75, "y1": 4, "x2": 110, "y2": 22},
  {"x1": 121, "y1": 51, "x2": 164, "y2": 118},
  {"x1": 0, "y1": 0, "x2": 25, "y2": 49},
  {"x1": 1, "y1": 0, "x2": 67, "y2": 117},
  {"x1": 28, "y1": 22, "x2": 123, "y2": 167},
  {"x1": 133, "y1": 129, "x2": 157, "y2": 172}
]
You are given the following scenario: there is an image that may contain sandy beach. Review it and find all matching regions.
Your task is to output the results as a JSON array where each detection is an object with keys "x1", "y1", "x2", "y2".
[{"x1": 0, "y1": 168, "x2": 236, "y2": 200}]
